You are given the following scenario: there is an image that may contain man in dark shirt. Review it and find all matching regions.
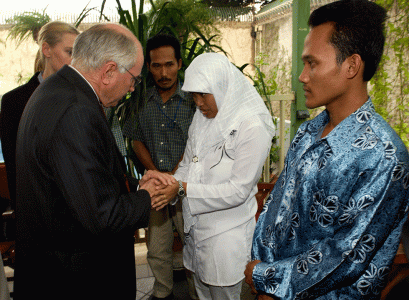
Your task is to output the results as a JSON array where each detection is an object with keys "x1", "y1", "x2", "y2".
[{"x1": 123, "y1": 33, "x2": 196, "y2": 300}]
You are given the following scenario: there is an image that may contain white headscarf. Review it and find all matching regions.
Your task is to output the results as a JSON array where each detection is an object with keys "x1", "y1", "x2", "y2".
[
  {"x1": 180, "y1": 53, "x2": 275, "y2": 232},
  {"x1": 182, "y1": 53, "x2": 275, "y2": 163}
]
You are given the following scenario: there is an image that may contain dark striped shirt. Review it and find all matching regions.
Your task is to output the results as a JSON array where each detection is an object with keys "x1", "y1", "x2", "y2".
[{"x1": 123, "y1": 81, "x2": 195, "y2": 172}]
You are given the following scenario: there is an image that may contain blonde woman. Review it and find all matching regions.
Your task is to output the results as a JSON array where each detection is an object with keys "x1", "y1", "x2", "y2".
[{"x1": 0, "y1": 21, "x2": 79, "y2": 210}]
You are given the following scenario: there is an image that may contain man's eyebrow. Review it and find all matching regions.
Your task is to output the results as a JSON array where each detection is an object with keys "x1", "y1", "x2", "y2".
[
  {"x1": 301, "y1": 54, "x2": 314, "y2": 61},
  {"x1": 154, "y1": 60, "x2": 174, "y2": 63}
]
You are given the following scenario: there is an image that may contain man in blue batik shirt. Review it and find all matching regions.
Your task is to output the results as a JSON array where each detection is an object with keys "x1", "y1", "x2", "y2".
[{"x1": 245, "y1": 1, "x2": 409, "y2": 299}]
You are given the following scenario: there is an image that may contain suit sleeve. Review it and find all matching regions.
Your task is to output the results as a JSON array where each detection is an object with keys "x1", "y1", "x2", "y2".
[{"x1": 46, "y1": 103, "x2": 150, "y2": 235}]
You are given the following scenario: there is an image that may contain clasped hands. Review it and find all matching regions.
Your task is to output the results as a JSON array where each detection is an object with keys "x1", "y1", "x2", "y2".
[{"x1": 139, "y1": 170, "x2": 180, "y2": 210}]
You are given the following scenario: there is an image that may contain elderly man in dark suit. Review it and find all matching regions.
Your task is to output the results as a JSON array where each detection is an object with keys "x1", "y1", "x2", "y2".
[{"x1": 15, "y1": 23, "x2": 173, "y2": 300}]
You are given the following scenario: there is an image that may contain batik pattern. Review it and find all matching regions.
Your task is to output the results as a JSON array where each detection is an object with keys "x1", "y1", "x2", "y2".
[{"x1": 251, "y1": 99, "x2": 409, "y2": 299}]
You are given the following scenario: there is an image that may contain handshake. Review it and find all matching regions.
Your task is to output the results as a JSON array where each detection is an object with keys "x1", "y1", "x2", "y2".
[{"x1": 139, "y1": 170, "x2": 181, "y2": 210}]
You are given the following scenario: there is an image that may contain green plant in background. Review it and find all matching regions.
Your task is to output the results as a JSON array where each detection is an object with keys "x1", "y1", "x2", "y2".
[
  {"x1": 147, "y1": 0, "x2": 216, "y2": 40},
  {"x1": 6, "y1": 8, "x2": 51, "y2": 45},
  {"x1": 372, "y1": 0, "x2": 409, "y2": 147},
  {"x1": 250, "y1": 61, "x2": 280, "y2": 174},
  {"x1": 74, "y1": 1, "x2": 111, "y2": 28},
  {"x1": 146, "y1": 0, "x2": 225, "y2": 75},
  {"x1": 248, "y1": 48, "x2": 292, "y2": 174}
]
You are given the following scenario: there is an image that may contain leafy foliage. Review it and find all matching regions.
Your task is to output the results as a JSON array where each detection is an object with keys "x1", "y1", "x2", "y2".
[
  {"x1": 371, "y1": 0, "x2": 409, "y2": 146},
  {"x1": 241, "y1": 47, "x2": 291, "y2": 173},
  {"x1": 146, "y1": 0, "x2": 224, "y2": 71},
  {"x1": 6, "y1": 8, "x2": 51, "y2": 44},
  {"x1": 73, "y1": 2, "x2": 111, "y2": 28}
]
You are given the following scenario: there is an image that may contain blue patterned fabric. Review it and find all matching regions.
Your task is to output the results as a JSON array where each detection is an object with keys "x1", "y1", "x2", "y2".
[{"x1": 252, "y1": 98, "x2": 409, "y2": 299}]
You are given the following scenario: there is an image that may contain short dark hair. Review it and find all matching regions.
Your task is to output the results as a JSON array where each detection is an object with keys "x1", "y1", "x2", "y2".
[
  {"x1": 309, "y1": 0, "x2": 386, "y2": 81},
  {"x1": 146, "y1": 33, "x2": 182, "y2": 64}
]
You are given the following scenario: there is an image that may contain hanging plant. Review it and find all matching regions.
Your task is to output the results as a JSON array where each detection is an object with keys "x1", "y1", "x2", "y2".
[{"x1": 371, "y1": 0, "x2": 409, "y2": 146}]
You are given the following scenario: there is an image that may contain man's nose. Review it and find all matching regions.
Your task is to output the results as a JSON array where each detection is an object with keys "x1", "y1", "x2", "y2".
[
  {"x1": 160, "y1": 66, "x2": 168, "y2": 77},
  {"x1": 299, "y1": 67, "x2": 308, "y2": 83}
]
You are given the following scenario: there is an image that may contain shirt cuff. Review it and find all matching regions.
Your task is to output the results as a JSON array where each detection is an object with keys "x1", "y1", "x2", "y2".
[{"x1": 253, "y1": 262, "x2": 271, "y2": 293}]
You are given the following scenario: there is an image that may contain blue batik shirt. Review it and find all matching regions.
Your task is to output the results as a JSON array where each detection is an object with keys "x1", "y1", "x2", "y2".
[{"x1": 252, "y1": 98, "x2": 409, "y2": 299}]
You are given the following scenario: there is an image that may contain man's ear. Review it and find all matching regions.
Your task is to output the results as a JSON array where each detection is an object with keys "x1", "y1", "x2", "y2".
[
  {"x1": 177, "y1": 58, "x2": 182, "y2": 71},
  {"x1": 345, "y1": 54, "x2": 363, "y2": 79},
  {"x1": 101, "y1": 61, "x2": 117, "y2": 85}
]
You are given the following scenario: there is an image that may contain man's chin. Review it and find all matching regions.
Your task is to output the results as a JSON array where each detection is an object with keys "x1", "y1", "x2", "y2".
[
  {"x1": 157, "y1": 81, "x2": 177, "y2": 91},
  {"x1": 305, "y1": 99, "x2": 317, "y2": 110}
]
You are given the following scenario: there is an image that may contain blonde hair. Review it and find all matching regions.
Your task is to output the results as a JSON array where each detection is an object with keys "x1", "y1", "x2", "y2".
[{"x1": 35, "y1": 21, "x2": 79, "y2": 72}]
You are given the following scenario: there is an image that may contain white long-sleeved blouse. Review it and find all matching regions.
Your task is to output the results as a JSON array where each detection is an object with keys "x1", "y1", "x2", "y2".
[{"x1": 174, "y1": 116, "x2": 272, "y2": 285}]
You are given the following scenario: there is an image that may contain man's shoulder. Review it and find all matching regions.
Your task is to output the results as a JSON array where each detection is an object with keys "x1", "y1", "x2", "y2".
[
  {"x1": 28, "y1": 68, "x2": 99, "y2": 118},
  {"x1": 368, "y1": 112, "x2": 409, "y2": 158},
  {"x1": 39, "y1": 66, "x2": 97, "y2": 104}
]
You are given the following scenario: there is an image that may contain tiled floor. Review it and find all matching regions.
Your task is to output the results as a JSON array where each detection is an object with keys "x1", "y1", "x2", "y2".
[
  {"x1": 134, "y1": 242, "x2": 194, "y2": 300},
  {"x1": 134, "y1": 242, "x2": 155, "y2": 300}
]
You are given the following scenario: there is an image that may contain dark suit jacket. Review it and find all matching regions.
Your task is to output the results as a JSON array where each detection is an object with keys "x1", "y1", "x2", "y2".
[
  {"x1": 15, "y1": 65, "x2": 150, "y2": 300},
  {"x1": 0, "y1": 73, "x2": 40, "y2": 208}
]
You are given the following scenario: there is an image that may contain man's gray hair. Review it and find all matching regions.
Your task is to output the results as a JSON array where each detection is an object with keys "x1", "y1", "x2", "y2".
[{"x1": 71, "y1": 24, "x2": 137, "y2": 73}]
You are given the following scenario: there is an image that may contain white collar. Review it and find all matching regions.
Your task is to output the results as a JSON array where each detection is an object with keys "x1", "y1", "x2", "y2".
[{"x1": 68, "y1": 65, "x2": 101, "y2": 105}]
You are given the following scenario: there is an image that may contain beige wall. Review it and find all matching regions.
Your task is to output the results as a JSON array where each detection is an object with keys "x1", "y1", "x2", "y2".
[
  {"x1": 0, "y1": 26, "x2": 38, "y2": 96},
  {"x1": 0, "y1": 22, "x2": 254, "y2": 96},
  {"x1": 215, "y1": 21, "x2": 253, "y2": 70}
]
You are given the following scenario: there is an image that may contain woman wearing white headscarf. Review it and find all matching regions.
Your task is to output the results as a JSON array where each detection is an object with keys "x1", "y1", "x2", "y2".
[{"x1": 152, "y1": 53, "x2": 275, "y2": 300}]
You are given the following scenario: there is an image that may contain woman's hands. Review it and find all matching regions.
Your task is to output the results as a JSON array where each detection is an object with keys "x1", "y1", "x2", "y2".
[
  {"x1": 139, "y1": 170, "x2": 182, "y2": 211},
  {"x1": 139, "y1": 170, "x2": 175, "y2": 200},
  {"x1": 140, "y1": 170, "x2": 176, "y2": 187},
  {"x1": 151, "y1": 181, "x2": 179, "y2": 211}
]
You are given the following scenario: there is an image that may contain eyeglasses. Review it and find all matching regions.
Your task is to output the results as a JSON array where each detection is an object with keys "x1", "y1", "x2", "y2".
[{"x1": 118, "y1": 64, "x2": 142, "y2": 87}]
